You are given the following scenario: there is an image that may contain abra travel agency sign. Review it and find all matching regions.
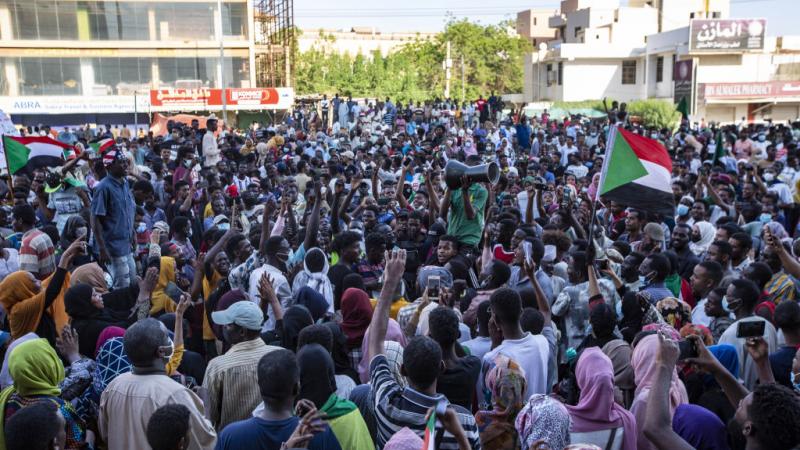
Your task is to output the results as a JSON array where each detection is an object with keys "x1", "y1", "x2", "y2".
[
  {"x1": 689, "y1": 18, "x2": 766, "y2": 53},
  {"x1": 149, "y1": 88, "x2": 294, "y2": 111}
]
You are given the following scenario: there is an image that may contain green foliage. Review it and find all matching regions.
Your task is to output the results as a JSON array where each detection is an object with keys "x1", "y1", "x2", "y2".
[
  {"x1": 627, "y1": 99, "x2": 682, "y2": 130},
  {"x1": 294, "y1": 19, "x2": 532, "y2": 102}
]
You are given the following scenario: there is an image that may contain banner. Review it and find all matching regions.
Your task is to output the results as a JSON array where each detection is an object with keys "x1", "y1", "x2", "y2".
[
  {"x1": 149, "y1": 88, "x2": 294, "y2": 110},
  {"x1": 0, "y1": 96, "x2": 149, "y2": 115},
  {"x1": 673, "y1": 60, "x2": 693, "y2": 109},
  {"x1": 700, "y1": 81, "x2": 800, "y2": 99},
  {"x1": 0, "y1": 109, "x2": 19, "y2": 170},
  {"x1": 689, "y1": 19, "x2": 766, "y2": 53}
]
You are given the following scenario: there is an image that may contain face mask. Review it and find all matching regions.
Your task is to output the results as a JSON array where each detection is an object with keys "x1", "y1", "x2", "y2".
[
  {"x1": 218, "y1": 223, "x2": 230, "y2": 231},
  {"x1": 721, "y1": 295, "x2": 730, "y2": 312},
  {"x1": 465, "y1": 142, "x2": 472, "y2": 148},
  {"x1": 590, "y1": 132, "x2": 597, "y2": 137},
  {"x1": 790, "y1": 371, "x2": 800, "y2": 393},
  {"x1": 585, "y1": 162, "x2": 594, "y2": 169},
  {"x1": 183, "y1": 160, "x2": 192, "y2": 168},
  {"x1": 136, "y1": 222, "x2": 146, "y2": 234},
  {"x1": 759, "y1": 213, "x2": 772, "y2": 224},
  {"x1": 677, "y1": 204, "x2": 690, "y2": 216},
  {"x1": 75, "y1": 227, "x2": 88, "y2": 239},
  {"x1": 650, "y1": 133, "x2": 659, "y2": 139},
  {"x1": 758, "y1": 135, "x2": 766, "y2": 142},
  {"x1": 615, "y1": 299, "x2": 623, "y2": 319},
  {"x1": 186, "y1": 228, "x2": 193, "y2": 237},
  {"x1": 763, "y1": 173, "x2": 775, "y2": 182},
  {"x1": 638, "y1": 275, "x2": 647, "y2": 285}
]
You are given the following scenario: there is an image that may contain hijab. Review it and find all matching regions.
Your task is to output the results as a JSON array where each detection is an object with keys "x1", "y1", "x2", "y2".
[
  {"x1": 340, "y1": 288, "x2": 373, "y2": 348},
  {"x1": 671, "y1": 404, "x2": 730, "y2": 450},
  {"x1": 292, "y1": 248, "x2": 334, "y2": 308},
  {"x1": 65, "y1": 283, "x2": 129, "y2": 358},
  {"x1": 679, "y1": 323, "x2": 714, "y2": 346},
  {"x1": 566, "y1": 348, "x2": 637, "y2": 450},
  {"x1": 690, "y1": 221, "x2": 715, "y2": 256},
  {"x1": 656, "y1": 297, "x2": 692, "y2": 331},
  {"x1": 95, "y1": 326, "x2": 126, "y2": 357},
  {"x1": 358, "y1": 319, "x2": 407, "y2": 383},
  {"x1": 0, "y1": 271, "x2": 70, "y2": 340},
  {"x1": 602, "y1": 339, "x2": 635, "y2": 407},
  {"x1": 64, "y1": 283, "x2": 102, "y2": 320},
  {"x1": 0, "y1": 333, "x2": 38, "y2": 389},
  {"x1": 296, "y1": 287, "x2": 329, "y2": 323},
  {"x1": 708, "y1": 344, "x2": 739, "y2": 379},
  {"x1": 384, "y1": 427, "x2": 423, "y2": 450},
  {"x1": 475, "y1": 355, "x2": 526, "y2": 450},
  {"x1": 632, "y1": 333, "x2": 688, "y2": 413},
  {"x1": 76, "y1": 336, "x2": 131, "y2": 422},
  {"x1": 70, "y1": 263, "x2": 108, "y2": 294},
  {"x1": 150, "y1": 256, "x2": 178, "y2": 315},
  {"x1": 297, "y1": 343, "x2": 337, "y2": 409},
  {"x1": 282, "y1": 305, "x2": 314, "y2": 352},
  {"x1": 323, "y1": 322, "x2": 360, "y2": 383},
  {"x1": 515, "y1": 394, "x2": 572, "y2": 450}
]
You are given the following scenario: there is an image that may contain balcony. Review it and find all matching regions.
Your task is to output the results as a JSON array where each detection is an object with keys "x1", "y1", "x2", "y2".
[{"x1": 549, "y1": 14, "x2": 567, "y2": 28}]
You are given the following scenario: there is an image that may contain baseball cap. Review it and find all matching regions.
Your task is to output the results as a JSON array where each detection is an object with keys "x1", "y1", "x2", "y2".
[{"x1": 211, "y1": 301, "x2": 264, "y2": 331}]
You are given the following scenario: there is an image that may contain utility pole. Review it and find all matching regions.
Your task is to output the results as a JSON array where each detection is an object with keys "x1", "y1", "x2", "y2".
[
  {"x1": 217, "y1": 0, "x2": 228, "y2": 124},
  {"x1": 444, "y1": 40, "x2": 452, "y2": 99},
  {"x1": 461, "y1": 54, "x2": 465, "y2": 102}
]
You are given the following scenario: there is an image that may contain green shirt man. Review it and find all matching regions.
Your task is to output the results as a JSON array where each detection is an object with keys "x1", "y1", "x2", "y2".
[{"x1": 447, "y1": 183, "x2": 488, "y2": 247}]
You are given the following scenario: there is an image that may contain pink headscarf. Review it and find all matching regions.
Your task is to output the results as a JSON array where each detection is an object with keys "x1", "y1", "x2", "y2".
[
  {"x1": 358, "y1": 318, "x2": 408, "y2": 383},
  {"x1": 565, "y1": 348, "x2": 637, "y2": 450},
  {"x1": 587, "y1": 173, "x2": 601, "y2": 201},
  {"x1": 384, "y1": 427, "x2": 423, "y2": 450},
  {"x1": 95, "y1": 326, "x2": 126, "y2": 357},
  {"x1": 631, "y1": 334, "x2": 688, "y2": 450}
]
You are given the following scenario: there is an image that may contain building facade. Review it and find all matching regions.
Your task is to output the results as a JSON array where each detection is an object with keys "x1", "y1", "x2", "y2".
[
  {"x1": 0, "y1": 0, "x2": 293, "y2": 125},
  {"x1": 297, "y1": 28, "x2": 435, "y2": 57},
  {"x1": 520, "y1": 0, "x2": 800, "y2": 122}
]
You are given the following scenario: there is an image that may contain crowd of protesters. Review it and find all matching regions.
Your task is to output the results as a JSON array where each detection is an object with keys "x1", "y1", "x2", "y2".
[{"x1": 0, "y1": 94, "x2": 798, "y2": 450}]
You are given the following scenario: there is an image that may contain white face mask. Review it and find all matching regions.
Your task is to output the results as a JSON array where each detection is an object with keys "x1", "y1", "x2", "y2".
[{"x1": 763, "y1": 173, "x2": 775, "y2": 182}]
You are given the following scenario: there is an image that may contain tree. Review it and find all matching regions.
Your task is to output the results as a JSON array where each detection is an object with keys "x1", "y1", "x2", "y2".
[{"x1": 293, "y1": 18, "x2": 532, "y2": 102}]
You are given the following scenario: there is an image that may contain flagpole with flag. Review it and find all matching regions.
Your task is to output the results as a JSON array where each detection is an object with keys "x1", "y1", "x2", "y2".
[{"x1": 0, "y1": 134, "x2": 12, "y2": 201}]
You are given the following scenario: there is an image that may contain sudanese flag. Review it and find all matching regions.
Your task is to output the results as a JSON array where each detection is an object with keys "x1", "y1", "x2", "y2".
[{"x1": 597, "y1": 127, "x2": 675, "y2": 216}]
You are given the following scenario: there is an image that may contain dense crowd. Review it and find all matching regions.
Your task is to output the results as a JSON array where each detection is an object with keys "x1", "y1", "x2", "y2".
[{"x1": 0, "y1": 95, "x2": 799, "y2": 450}]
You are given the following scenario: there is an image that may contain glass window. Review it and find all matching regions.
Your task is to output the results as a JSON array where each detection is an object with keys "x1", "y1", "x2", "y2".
[
  {"x1": 223, "y1": 3, "x2": 247, "y2": 38},
  {"x1": 11, "y1": 1, "x2": 39, "y2": 39},
  {"x1": 16, "y1": 58, "x2": 82, "y2": 95},
  {"x1": 36, "y1": 0, "x2": 60, "y2": 40},
  {"x1": 656, "y1": 56, "x2": 664, "y2": 83},
  {"x1": 622, "y1": 60, "x2": 636, "y2": 85},
  {"x1": 557, "y1": 62, "x2": 563, "y2": 86},
  {"x1": 20, "y1": 58, "x2": 45, "y2": 95},
  {"x1": 56, "y1": 1, "x2": 80, "y2": 40},
  {"x1": 157, "y1": 3, "x2": 215, "y2": 40}
]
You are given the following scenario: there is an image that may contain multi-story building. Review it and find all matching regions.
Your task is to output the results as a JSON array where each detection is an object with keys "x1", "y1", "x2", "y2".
[
  {"x1": 516, "y1": 9, "x2": 558, "y2": 47},
  {"x1": 297, "y1": 27, "x2": 436, "y2": 57},
  {"x1": 0, "y1": 0, "x2": 294, "y2": 126},
  {"x1": 521, "y1": 0, "x2": 800, "y2": 122}
]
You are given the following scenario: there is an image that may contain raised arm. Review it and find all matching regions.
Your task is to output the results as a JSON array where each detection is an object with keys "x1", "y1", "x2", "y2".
[
  {"x1": 686, "y1": 334, "x2": 749, "y2": 408},
  {"x1": 302, "y1": 182, "x2": 322, "y2": 251},
  {"x1": 367, "y1": 249, "x2": 407, "y2": 359},
  {"x1": 439, "y1": 188, "x2": 452, "y2": 221},
  {"x1": 643, "y1": 332, "x2": 694, "y2": 450},
  {"x1": 526, "y1": 261, "x2": 551, "y2": 326}
]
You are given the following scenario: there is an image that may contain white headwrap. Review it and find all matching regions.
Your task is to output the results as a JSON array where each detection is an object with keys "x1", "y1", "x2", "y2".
[{"x1": 291, "y1": 247, "x2": 334, "y2": 312}]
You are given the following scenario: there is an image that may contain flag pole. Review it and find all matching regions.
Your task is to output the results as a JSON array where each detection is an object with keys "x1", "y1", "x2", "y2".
[{"x1": 1, "y1": 134, "x2": 14, "y2": 204}]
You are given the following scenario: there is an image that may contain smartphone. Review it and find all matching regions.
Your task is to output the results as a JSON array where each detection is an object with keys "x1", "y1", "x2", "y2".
[
  {"x1": 428, "y1": 275, "x2": 440, "y2": 301},
  {"x1": 737, "y1": 320, "x2": 766, "y2": 338},
  {"x1": 165, "y1": 281, "x2": 183, "y2": 303},
  {"x1": 678, "y1": 339, "x2": 697, "y2": 360},
  {"x1": 522, "y1": 241, "x2": 533, "y2": 267}
]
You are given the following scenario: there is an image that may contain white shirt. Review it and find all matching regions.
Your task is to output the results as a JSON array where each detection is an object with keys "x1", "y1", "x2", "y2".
[
  {"x1": 248, "y1": 264, "x2": 292, "y2": 331},
  {"x1": 482, "y1": 333, "x2": 549, "y2": 399},
  {"x1": 202, "y1": 132, "x2": 220, "y2": 167},
  {"x1": 718, "y1": 315, "x2": 778, "y2": 390},
  {"x1": 691, "y1": 300, "x2": 712, "y2": 327}
]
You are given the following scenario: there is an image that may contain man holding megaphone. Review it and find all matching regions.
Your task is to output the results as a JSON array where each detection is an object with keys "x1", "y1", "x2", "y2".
[{"x1": 439, "y1": 154, "x2": 498, "y2": 259}]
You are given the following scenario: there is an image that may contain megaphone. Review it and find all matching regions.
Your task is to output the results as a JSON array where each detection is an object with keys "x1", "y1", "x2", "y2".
[{"x1": 444, "y1": 160, "x2": 500, "y2": 190}]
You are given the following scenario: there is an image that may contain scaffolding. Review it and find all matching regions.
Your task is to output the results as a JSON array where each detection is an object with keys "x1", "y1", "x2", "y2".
[{"x1": 253, "y1": 0, "x2": 294, "y2": 88}]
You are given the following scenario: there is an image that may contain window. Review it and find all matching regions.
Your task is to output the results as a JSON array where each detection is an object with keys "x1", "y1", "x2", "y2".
[
  {"x1": 546, "y1": 64, "x2": 555, "y2": 86},
  {"x1": 656, "y1": 56, "x2": 664, "y2": 83},
  {"x1": 574, "y1": 26, "x2": 581, "y2": 38},
  {"x1": 558, "y1": 62, "x2": 563, "y2": 86},
  {"x1": 622, "y1": 60, "x2": 636, "y2": 85},
  {"x1": 533, "y1": 17, "x2": 537, "y2": 26},
  {"x1": 15, "y1": 57, "x2": 82, "y2": 95}
]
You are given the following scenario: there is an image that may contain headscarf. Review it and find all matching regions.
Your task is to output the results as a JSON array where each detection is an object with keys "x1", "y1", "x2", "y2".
[
  {"x1": 59, "y1": 216, "x2": 87, "y2": 251},
  {"x1": 323, "y1": 322, "x2": 360, "y2": 382},
  {"x1": 679, "y1": 323, "x2": 713, "y2": 346},
  {"x1": 297, "y1": 343, "x2": 337, "y2": 409},
  {"x1": 340, "y1": 288, "x2": 373, "y2": 348},
  {"x1": 632, "y1": 334, "x2": 688, "y2": 413},
  {"x1": 690, "y1": 221, "x2": 715, "y2": 256},
  {"x1": 587, "y1": 172, "x2": 601, "y2": 201},
  {"x1": 0, "y1": 338, "x2": 65, "y2": 448},
  {"x1": 671, "y1": 404, "x2": 730, "y2": 450},
  {"x1": 641, "y1": 322, "x2": 681, "y2": 341},
  {"x1": 765, "y1": 221, "x2": 788, "y2": 240},
  {"x1": 0, "y1": 333, "x2": 38, "y2": 389},
  {"x1": 656, "y1": 297, "x2": 692, "y2": 330},
  {"x1": 515, "y1": 394, "x2": 572, "y2": 450},
  {"x1": 291, "y1": 248, "x2": 334, "y2": 308},
  {"x1": 475, "y1": 355, "x2": 527, "y2": 450},
  {"x1": 565, "y1": 348, "x2": 638, "y2": 450},
  {"x1": 0, "y1": 271, "x2": 71, "y2": 340},
  {"x1": 64, "y1": 283, "x2": 101, "y2": 320},
  {"x1": 296, "y1": 287, "x2": 329, "y2": 323},
  {"x1": 601, "y1": 339, "x2": 635, "y2": 407},
  {"x1": 708, "y1": 344, "x2": 739, "y2": 379},
  {"x1": 75, "y1": 336, "x2": 131, "y2": 422},
  {"x1": 70, "y1": 262, "x2": 108, "y2": 294},
  {"x1": 754, "y1": 301, "x2": 776, "y2": 323},
  {"x1": 150, "y1": 256, "x2": 178, "y2": 315},
  {"x1": 281, "y1": 305, "x2": 314, "y2": 352},
  {"x1": 95, "y1": 326, "x2": 126, "y2": 357},
  {"x1": 358, "y1": 319, "x2": 407, "y2": 383},
  {"x1": 384, "y1": 427, "x2": 423, "y2": 450}
]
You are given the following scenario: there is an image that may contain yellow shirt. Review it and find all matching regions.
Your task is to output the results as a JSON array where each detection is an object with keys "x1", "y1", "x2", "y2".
[{"x1": 370, "y1": 297, "x2": 409, "y2": 320}]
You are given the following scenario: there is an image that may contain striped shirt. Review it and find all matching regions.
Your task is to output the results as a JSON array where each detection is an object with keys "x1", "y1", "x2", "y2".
[
  {"x1": 18, "y1": 229, "x2": 55, "y2": 280},
  {"x1": 370, "y1": 355, "x2": 481, "y2": 450},
  {"x1": 203, "y1": 338, "x2": 282, "y2": 430}
]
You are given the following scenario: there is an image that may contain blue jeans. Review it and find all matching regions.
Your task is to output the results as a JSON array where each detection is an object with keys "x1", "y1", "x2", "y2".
[{"x1": 109, "y1": 254, "x2": 136, "y2": 289}]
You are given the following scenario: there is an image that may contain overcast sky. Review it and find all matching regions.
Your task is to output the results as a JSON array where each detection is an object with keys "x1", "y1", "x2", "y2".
[{"x1": 294, "y1": 0, "x2": 792, "y2": 36}]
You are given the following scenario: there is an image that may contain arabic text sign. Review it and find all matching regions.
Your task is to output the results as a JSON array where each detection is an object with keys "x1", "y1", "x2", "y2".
[
  {"x1": 700, "y1": 81, "x2": 800, "y2": 99},
  {"x1": 150, "y1": 88, "x2": 293, "y2": 109},
  {"x1": 689, "y1": 19, "x2": 766, "y2": 53}
]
